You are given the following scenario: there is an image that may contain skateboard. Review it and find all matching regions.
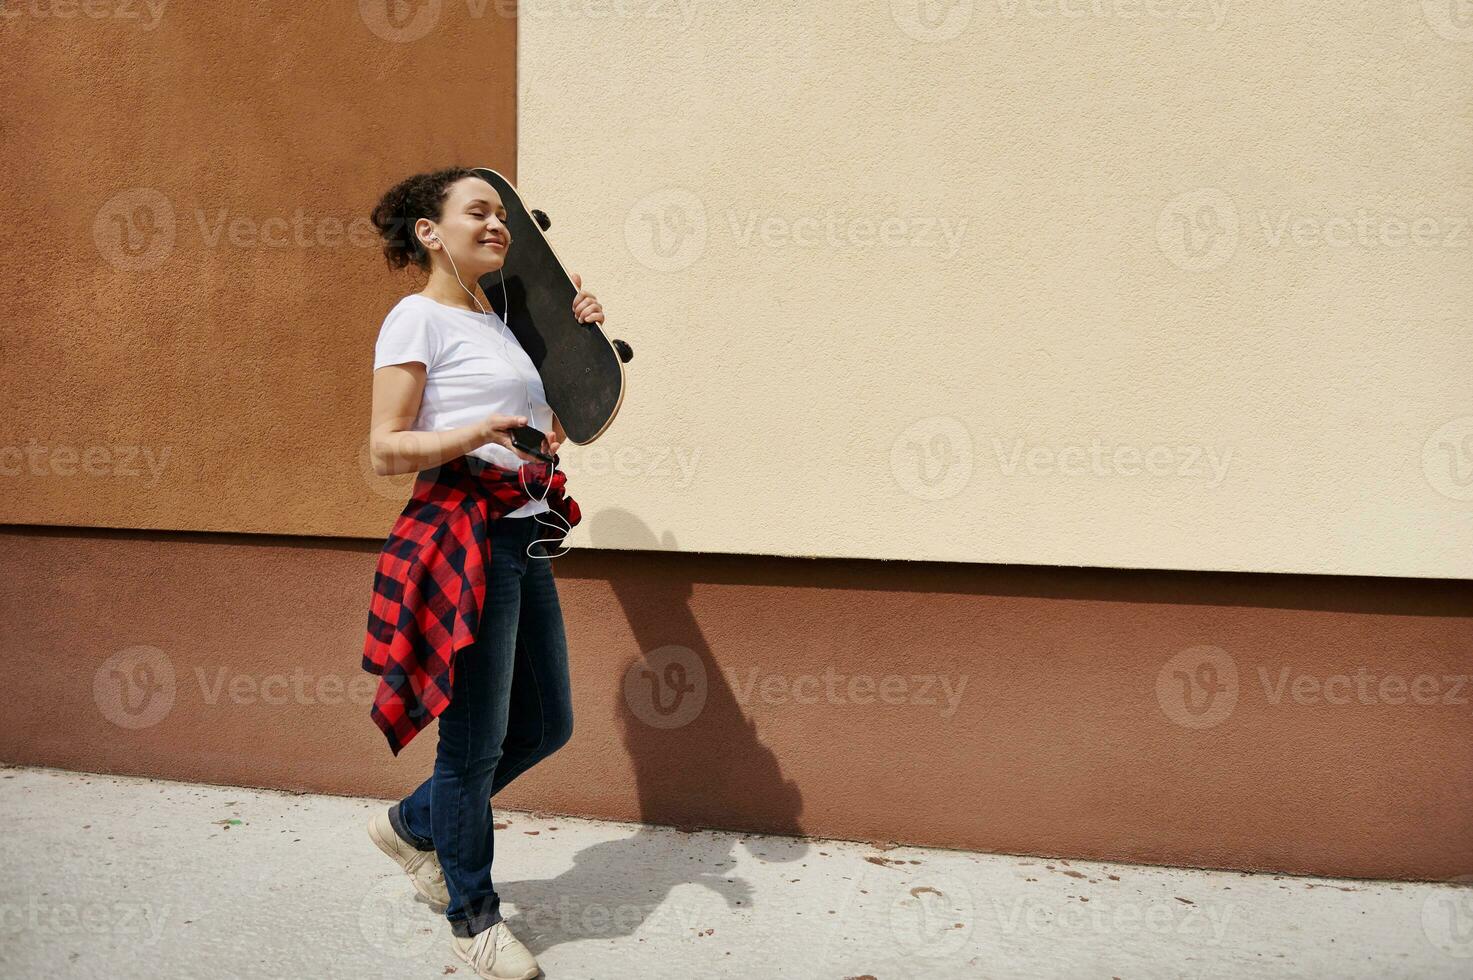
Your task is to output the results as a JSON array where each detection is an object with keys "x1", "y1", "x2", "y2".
[{"x1": 471, "y1": 167, "x2": 632, "y2": 446}]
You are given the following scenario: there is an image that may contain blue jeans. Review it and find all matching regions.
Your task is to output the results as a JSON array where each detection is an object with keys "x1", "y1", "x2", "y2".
[{"x1": 387, "y1": 514, "x2": 574, "y2": 938}]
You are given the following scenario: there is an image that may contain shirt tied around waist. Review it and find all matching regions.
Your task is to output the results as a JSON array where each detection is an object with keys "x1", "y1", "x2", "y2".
[{"x1": 361, "y1": 454, "x2": 582, "y2": 755}]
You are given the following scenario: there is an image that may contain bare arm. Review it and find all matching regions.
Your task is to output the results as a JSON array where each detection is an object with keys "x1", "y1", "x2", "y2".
[{"x1": 370, "y1": 362, "x2": 541, "y2": 476}]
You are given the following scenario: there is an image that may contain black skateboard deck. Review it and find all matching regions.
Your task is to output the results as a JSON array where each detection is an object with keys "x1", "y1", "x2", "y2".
[{"x1": 471, "y1": 167, "x2": 630, "y2": 446}]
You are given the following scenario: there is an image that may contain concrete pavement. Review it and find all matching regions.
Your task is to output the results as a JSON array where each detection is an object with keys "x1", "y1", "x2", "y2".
[{"x1": 0, "y1": 763, "x2": 1466, "y2": 979}]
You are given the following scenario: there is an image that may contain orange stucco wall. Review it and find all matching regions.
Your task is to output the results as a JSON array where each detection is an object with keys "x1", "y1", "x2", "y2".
[
  {"x1": 4, "y1": 526, "x2": 1469, "y2": 883},
  {"x1": 1, "y1": 1, "x2": 514, "y2": 537}
]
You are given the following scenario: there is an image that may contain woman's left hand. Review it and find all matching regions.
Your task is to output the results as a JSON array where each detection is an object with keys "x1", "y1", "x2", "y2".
[{"x1": 570, "y1": 272, "x2": 605, "y2": 325}]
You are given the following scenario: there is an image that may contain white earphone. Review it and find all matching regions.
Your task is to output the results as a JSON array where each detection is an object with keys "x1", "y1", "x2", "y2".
[{"x1": 424, "y1": 222, "x2": 573, "y2": 561}]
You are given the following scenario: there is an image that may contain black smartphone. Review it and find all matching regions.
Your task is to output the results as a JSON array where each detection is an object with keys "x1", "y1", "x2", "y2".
[{"x1": 510, "y1": 424, "x2": 556, "y2": 464}]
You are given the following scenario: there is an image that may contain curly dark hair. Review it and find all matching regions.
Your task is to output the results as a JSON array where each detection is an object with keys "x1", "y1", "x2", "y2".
[{"x1": 369, "y1": 166, "x2": 479, "y2": 271}]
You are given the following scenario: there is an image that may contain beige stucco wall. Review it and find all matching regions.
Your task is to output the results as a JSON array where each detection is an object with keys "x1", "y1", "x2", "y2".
[{"x1": 518, "y1": 2, "x2": 1473, "y2": 579}]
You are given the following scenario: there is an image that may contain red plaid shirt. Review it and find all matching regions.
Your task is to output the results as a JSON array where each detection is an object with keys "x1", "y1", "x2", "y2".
[{"x1": 362, "y1": 454, "x2": 581, "y2": 755}]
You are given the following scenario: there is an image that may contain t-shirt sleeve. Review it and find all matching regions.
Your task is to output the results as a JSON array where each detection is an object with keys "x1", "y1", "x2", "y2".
[{"x1": 373, "y1": 304, "x2": 440, "y2": 371}]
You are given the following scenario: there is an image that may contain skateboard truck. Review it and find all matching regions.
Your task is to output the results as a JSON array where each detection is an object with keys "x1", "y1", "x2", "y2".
[{"x1": 530, "y1": 208, "x2": 632, "y2": 363}]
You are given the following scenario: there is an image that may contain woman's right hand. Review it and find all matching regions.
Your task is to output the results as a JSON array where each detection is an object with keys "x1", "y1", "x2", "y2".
[{"x1": 479, "y1": 413, "x2": 539, "y2": 462}]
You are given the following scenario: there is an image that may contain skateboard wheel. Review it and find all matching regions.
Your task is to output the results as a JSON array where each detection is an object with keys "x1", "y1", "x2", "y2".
[
  {"x1": 531, "y1": 209, "x2": 551, "y2": 232},
  {"x1": 612, "y1": 339, "x2": 633, "y2": 363}
]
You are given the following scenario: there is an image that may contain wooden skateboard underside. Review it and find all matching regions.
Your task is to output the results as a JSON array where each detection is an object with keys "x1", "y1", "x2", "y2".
[{"x1": 472, "y1": 167, "x2": 626, "y2": 445}]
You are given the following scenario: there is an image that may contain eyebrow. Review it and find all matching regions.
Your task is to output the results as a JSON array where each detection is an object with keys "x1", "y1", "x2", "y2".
[{"x1": 465, "y1": 198, "x2": 506, "y2": 212}]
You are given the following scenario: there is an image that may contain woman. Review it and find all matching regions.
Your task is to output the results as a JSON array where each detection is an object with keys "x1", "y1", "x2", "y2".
[{"x1": 359, "y1": 166, "x2": 604, "y2": 980}]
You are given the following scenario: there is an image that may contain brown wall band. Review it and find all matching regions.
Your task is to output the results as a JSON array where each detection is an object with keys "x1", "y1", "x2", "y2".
[{"x1": 3, "y1": 525, "x2": 1469, "y2": 883}]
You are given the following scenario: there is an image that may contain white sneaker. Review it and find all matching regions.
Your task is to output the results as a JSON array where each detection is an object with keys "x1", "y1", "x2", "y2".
[
  {"x1": 366, "y1": 810, "x2": 451, "y2": 908},
  {"x1": 450, "y1": 920, "x2": 541, "y2": 980}
]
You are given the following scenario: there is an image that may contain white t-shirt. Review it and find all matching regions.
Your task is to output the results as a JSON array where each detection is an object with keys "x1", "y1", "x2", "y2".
[{"x1": 373, "y1": 292, "x2": 553, "y2": 518}]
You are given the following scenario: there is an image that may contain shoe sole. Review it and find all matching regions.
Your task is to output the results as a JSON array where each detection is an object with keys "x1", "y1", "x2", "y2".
[
  {"x1": 367, "y1": 814, "x2": 449, "y2": 910},
  {"x1": 452, "y1": 939, "x2": 541, "y2": 980}
]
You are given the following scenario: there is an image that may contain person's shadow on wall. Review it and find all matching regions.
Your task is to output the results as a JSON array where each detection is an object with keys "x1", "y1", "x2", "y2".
[{"x1": 502, "y1": 508, "x2": 809, "y2": 955}]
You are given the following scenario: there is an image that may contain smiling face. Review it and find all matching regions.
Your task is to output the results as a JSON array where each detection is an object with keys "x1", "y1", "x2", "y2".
[{"x1": 419, "y1": 175, "x2": 512, "y2": 276}]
